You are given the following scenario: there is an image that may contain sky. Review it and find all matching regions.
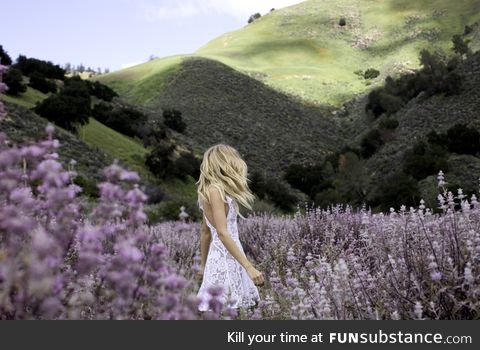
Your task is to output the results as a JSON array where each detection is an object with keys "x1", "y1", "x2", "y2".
[{"x1": 0, "y1": 0, "x2": 303, "y2": 71}]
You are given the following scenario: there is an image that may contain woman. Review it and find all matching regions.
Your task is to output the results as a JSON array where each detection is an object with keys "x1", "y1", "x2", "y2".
[{"x1": 196, "y1": 144, "x2": 264, "y2": 312}]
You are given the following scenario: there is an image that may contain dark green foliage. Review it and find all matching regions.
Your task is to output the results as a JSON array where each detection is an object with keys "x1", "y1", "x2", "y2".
[
  {"x1": 366, "y1": 50, "x2": 463, "y2": 117},
  {"x1": 445, "y1": 124, "x2": 480, "y2": 155},
  {"x1": 146, "y1": 142, "x2": 176, "y2": 179},
  {"x1": 34, "y1": 77, "x2": 91, "y2": 132},
  {"x1": 403, "y1": 141, "x2": 449, "y2": 180},
  {"x1": 74, "y1": 175, "x2": 99, "y2": 198},
  {"x1": 250, "y1": 170, "x2": 297, "y2": 212},
  {"x1": 339, "y1": 18, "x2": 346, "y2": 26},
  {"x1": 379, "y1": 117, "x2": 399, "y2": 130},
  {"x1": 364, "y1": 68, "x2": 380, "y2": 80},
  {"x1": 34, "y1": 94, "x2": 90, "y2": 132},
  {"x1": 172, "y1": 151, "x2": 201, "y2": 181},
  {"x1": 163, "y1": 109, "x2": 186, "y2": 133},
  {"x1": 28, "y1": 71, "x2": 57, "y2": 93},
  {"x1": 87, "y1": 81, "x2": 118, "y2": 102},
  {"x1": 452, "y1": 34, "x2": 471, "y2": 57},
  {"x1": 100, "y1": 106, "x2": 146, "y2": 138},
  {"x1": 360, "y1": 129, "x2": 384, "y2": 158},
  {"x1": 3, "y1": 68, "x2": 27, "y2": 96},
  {"x1": 366, "y1": 89, "x2": 404, "y2": 117},
  {"x1": 248, "y1": 13, "x2": 262, "y2": 24},
  {"x1": 0, "y1": 45, "x2": 12, "y2": 65},
  {"x1": 284, "y1": 163, "x2": 328, "y2": 198},
  {"x1": 15, "y1": 55, "x2": 65, "y2": 80},
  {"x1": 374, "y1": 172, "x2": 420, "y2": 212},
  {"x1": 464, "y1": 25, "x2": 473, "y2": 35},
  {"x1": 91, "y1": 101, "x2": 114, "y2": 124}
]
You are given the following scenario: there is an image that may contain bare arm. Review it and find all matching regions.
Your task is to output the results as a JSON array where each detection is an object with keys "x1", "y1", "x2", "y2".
[
  {"x1": 206, "y1": 187, "x2": 264, "y2": 286},
  {"x1": 199, "y1": 218, "x2": 211, "y2": 275}
]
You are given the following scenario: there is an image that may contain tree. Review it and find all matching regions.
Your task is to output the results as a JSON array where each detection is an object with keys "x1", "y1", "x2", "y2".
[
  {"x1": 146, "y1": 142, "x2": 175, "y2": 179},
  {"x1": 374, "y1": 172, "x2": 420, "y2": 212},
  {"x1": 34, "y1": 76, "x2": 91, "y2": 132},
  {"x1": 446, "y1": 124, "x2": 480, "y2": 155},
  {"x1": 0, "y1": 45, "x2": 12, "y2": 65},
  {"x1": 87, "y1": 80, "x2": 118, "y2": 101},
  {"x1": 29, "y1": 72, "x2": 57, "y2": 93},
  {"x1": 34, "y1": 94, "x2": 90, "y2": 132},
  {"x1": 360, "y1": 129, "x2": 384, "y2": 158},
  {"x1": 248, "y1": 13, "x2": 262, "y2": 24},
  {"x1": 163, "y1": 109, "x2": 186, "y2": 133},
  {"x1": 15, "y1": 55, "x2": 65, "y2": 80},
  {"x1": 452, "y1": 34, "x2": 471, "y2": 57},
  {"x1": 364, "y1": 68, "x2": 380, "y2": 80},
  {"x1": 339, "y1": 18, "x2": 347, "y2": 26},
  {"x1": 3, "y1": 68, "x2": 27, "y2": 95}
]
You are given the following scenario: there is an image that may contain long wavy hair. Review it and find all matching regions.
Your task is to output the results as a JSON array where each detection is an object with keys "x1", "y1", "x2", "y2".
[{"x1": 197, "y1": 144, "x2": 255, "y2": 217}]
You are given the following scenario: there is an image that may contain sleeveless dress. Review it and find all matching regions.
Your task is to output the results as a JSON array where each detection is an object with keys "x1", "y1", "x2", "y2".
[{"x1": 197, "y1": 195, "x2": 260, "y2": 311}]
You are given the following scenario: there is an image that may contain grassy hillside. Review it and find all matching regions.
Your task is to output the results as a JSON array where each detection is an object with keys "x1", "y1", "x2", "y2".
[
  {"x1": 0, "y1": 102, "x2": 112, "y2": 182},
  {"x1": 0, "y1": 87, "x2": 48, "y2": 108},
  {"x1": 101, "y1": 0, "x2": 480, "y2": 107},
  {"x1": 78, "y1": 118, "x2": 151, "y2": 179},
  {"x1": 150, "y1": 57, "x2": 344, "y2": 173}
]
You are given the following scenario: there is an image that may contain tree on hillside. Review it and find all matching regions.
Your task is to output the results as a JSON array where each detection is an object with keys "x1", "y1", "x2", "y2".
[
  {"x1": 248, "y1": 13, "x2": 262, "y2": 24},
  {"x1": 3, "y1": 68, "x2": 27, "y2": 95},
  {"x1": 29, "y1": 71, "x2": 57, "y2": 93},
  {"x1": 452, "y1": 34, "x2": 471, "y2": 58},
  {"x1": 0, "y1": 45, "x2": 12, "y2": 65},
  {"x1": 163, "y1": 109, "x2": 186, "y2": 133}
]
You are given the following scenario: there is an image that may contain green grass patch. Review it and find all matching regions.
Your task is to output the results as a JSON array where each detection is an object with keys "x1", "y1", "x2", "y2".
[
  {"x1": 0, "y1": 87, "x2": 48, "y2": 109},
  {"x1": 78, "y1": 118, "x2": 152, "y2": 179}
]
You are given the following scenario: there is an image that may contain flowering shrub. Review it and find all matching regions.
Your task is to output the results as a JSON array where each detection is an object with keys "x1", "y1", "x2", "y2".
[
  {"x1": 152, "y1": 172, "x2": 480, "y2": 319},
  {"x1": 0, "y1": 76, "x2": 235, "y2": 319}
]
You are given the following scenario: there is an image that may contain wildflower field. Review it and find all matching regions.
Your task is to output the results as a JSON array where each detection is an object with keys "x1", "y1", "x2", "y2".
[{"x1": 0, "y1": 64, "x2": 479, "y2": 320}]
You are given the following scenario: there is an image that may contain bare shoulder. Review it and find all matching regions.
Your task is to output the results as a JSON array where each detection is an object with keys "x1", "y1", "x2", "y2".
[{"x1": 206, "y1": 184, "x2": 222, "y2": 201}]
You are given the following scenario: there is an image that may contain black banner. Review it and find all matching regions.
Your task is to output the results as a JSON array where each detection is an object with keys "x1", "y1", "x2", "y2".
[{"x1": 0, "y1": 321, "x2": 477, "y2": 350}]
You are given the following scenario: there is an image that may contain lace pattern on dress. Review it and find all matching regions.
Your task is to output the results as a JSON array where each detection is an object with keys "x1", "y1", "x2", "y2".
[{"x1": 197, "y1": 195, "x2": 260, "y2": 311}]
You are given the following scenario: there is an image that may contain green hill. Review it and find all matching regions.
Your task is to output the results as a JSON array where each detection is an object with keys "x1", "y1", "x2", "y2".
[
  {"x1": 101, "y1": 0, "x2": 480, "y2": 106},
  {"x1": 138, "y1": 57, "x2": 344, "y2": 173}
]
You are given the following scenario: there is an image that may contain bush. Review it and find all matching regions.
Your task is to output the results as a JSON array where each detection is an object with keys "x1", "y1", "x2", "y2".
[
  {"x1": 163, "y1": 109, "x2": 186, "y2": 133},
  {"x1": 172, "y1": 151, "x2": 200, "y2": 181},
  {"x1": 360, "y1": 129, "x2": 384, "y2": 158},
  {"x1": 374, "y1": 172, "x2": 420, "y2": 212},
  {"x1": 364, "y1": 68, "x2": 380, "y2": 80},
  {"x1": 146, "y1": 142, "x2": 176, "y2": 179},
  {"x1": 91, "y1": 101, "x2": 114, "y2": 124},
  {"x1": 15, "y1": 55, "x2": 65, "y2": 80},
  {"x1": 28, "y1": 71, "x2": 57, "y2": 93},
  {"x1": 452, "y1": 34, "x2": 471, "y2": 57},
  {"x1": 0, "y1": 45, "x2": 12, "y2": 65},
  {"x1": 339, "y1": 17, "x2": 347, "y2": 26},
  {"x1": 445, "y1": 124, "x2": 480, "y2": 155},
  {"x1": 284, "y1": 163, "x2": 328, "y2": 198},
  {"x1": 366, "y1": 89, "x2": 404, "y2": 117},
  {"x1": 403, "y1": 141, "x2": 449, "y2": 180},
  {"x1": 379, "y1": 117, "x2": 399, "y2": 130},
  {"x1": 250, "y1": 170, "x2": 297, "y2": 212},
  {"x1": 3, "y1": 68, "x2": 27, "y2": 96},
  {"x1": 87, "y1": 80, "x2": 118, "y2": 102},
  {"x1": 248, "y1": 13, "x2": 262, "y2": 24},
  {"x1": 35, "y1": 94, "x2": 90, "y2": 132}
]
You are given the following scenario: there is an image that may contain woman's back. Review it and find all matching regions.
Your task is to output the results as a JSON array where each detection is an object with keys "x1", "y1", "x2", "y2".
[{"x1": 197, "y1": 195, "x2": 259, "y2": 311}]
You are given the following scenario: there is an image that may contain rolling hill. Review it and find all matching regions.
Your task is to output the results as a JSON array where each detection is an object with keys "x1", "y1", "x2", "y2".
[{"x1": 101, "y1": 0, "x2": 480, "y2": 106}]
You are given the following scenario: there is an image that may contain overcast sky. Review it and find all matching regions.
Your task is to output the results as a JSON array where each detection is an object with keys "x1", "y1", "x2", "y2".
[{"x1": 0, "y1": 0, "x2": 303, "y2": 71}]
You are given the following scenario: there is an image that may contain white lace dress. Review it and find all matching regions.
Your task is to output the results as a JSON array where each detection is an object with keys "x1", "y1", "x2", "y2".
[{"x1": 197, "y1": 195, "x2": 260, "y2": 311}]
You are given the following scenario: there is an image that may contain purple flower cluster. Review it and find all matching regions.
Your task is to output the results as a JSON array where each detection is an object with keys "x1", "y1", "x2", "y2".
[
  {"x1": 151, "y1": 173, "x2": 480, "y2": 319},
  {"x1": 0, "y1": 64, "x2": 8, "y2": 120}
]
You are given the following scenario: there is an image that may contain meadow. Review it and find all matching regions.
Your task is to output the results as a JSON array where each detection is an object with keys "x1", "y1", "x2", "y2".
[{"x1": 0, "y1": 80, "x2": 478, "y2": 319}]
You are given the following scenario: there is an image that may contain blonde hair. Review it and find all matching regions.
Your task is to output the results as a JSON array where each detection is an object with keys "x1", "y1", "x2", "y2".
[{"x1": 197, "y1": 144, "x2": 255, "y2": 217}]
